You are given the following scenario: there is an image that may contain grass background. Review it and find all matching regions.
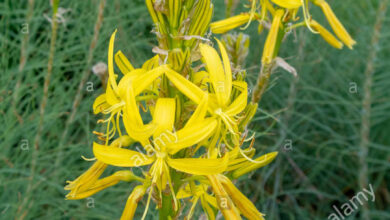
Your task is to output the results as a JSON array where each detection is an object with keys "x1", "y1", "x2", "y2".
[{"x1": 1, "y1": 0, "x2": 389, "y2": 219}]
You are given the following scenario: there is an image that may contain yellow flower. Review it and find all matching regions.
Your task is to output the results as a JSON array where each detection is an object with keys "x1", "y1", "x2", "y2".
[
  {"x1": 313, "y1": 0, "x2": 356, "y2": 49},
  {"x1": 92, "y1": 30, "x2": 159, "y2": 141},
  {"x1": 64, "y1": 135, "x2": 133, "y2": 198},
  {"x1": 262, "y1": 9, "x2": 284, "y2": 64},
  {"x1": 310, "y1": 20, "x2": 343, "y2": 49},
  {"x1": 93, "y1": 96, "x2": 229, "y2": 218},
  {"x1": 66, "y1": 170, "x2": 142, "y2": 200},
  {"x1": 210, "y1": 14, "x2": 251, "y2": 34},
  {"x1": 199, "y1": 40, "x2": 248, "y2": 151}
]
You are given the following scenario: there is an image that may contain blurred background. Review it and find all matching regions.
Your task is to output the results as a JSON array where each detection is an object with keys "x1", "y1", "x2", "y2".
[{"x1": 1, "y1": 0, "x2": 389, "y2": 219}]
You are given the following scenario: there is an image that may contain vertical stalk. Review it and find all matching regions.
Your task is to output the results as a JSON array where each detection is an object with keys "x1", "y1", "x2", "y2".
[
  {"x1": 359, "y1": 1, "x2": 387, "y2": 219},
  {"x1": 159, "y1": 192, "x2": 175, "y2": 220},
  {"x1": 12, "y1": 0, "x2": 35, "y2": 124},
  {"x1": 17, "y1": 1, "x2": 59, "y2": 219},
  {"x1": 54, "y1": 0, "x2": 106, "y2": 173}
]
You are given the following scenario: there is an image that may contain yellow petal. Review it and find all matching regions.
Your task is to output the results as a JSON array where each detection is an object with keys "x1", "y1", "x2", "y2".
[
  {"x1": 207, "y1": 175, "x2": 242, "y2": 219},
  {"x1": 219, "y1": 175, "x2": 265, "y2": 220},
  {"x1": 232, "y1": 152, "x2": 278, "y2": 178},
  {"x1": 262, "y1": 9, "x2": 284, "y2": 64},
  {"x1": 153, "y1": 98, "x2": 176, "y2": 138},
  {"x1": 200, "y1": 43, "x2": 228, "y2": 106},
  {"x1": 123, "y1": 111, "x2": 156, "y2": 143},
  {"x1": 225, "y1": 81, "x2": 248, "y2": 116},
  {"x1": 118, "y1": 69, "x2": 146, "y2": 98},
  {"x1": 108, "y1": 30, "x2": 119, "y2": 94},
  {"x1": 192, "y1": 70, "x2": 209, "y2": 88},
  {"x1": 105, "y1": 79, "x2": 121, "y2": 106},
  {"x1": 200, "y1": 196, "x2": 216, "y2": 220},
  {"x1": 166, "y1": 118, "x2": 218, "y2": 155},
  {"x1": 115, "y1": 50, "x2": 135, "y2": 75},
  {"x1": 271, "y1": 0, "x2": 301, "y2": 9},
  {"x1": 120, "y1": 185, "x2": 147, "y2": 220},
  {"x1": 184, "y1": 93, "x2": 209, "y2": 128},
  {"x1": 64, "y1": 161, "x2": 107, "y2": 193},
  {"x1": 310, "y1": 20, "x2": 343, "y2": 49},
  {"x1": 176, "y1": 184, "x2": 192, "y2": 199},
  {"x1": 216, "y1": 38, "x2": 232, "y2": 101},
  {"x1": 167, "y1": 153, "x2": 229, "y2": 175},
  {"x1": 93, "y1": 142, "x2": 155, "y2": 167},
  {"x1": 133, "y1": 65, "x2": 167, "y2": 96},
  {"x1": 66, "y1": 170, "x2": 139, "y2": 200},
  {"x1": 314, "y1": 0, "x2": 356, "y2": 49},
  {"x1": 92, "y1": 94, "x2": 110, "y2": 114},
  {"x1": 65, "y1": 136, "x2": 134, "y2": 197},
  {"x1": 204, "y1": 193, "x2": 218, "y2": 208},
  {"x1": 210, "y1": 14, "x2": 251, "y2": 34},
  {"x1": 164, "y1": 67, "x2": 205, "y2": 104},
  {"x1": 122, "y1": 86, "x2": 156, "y2": 142},
  {"x1": 142, "y1": 55, "x2": 160, "y2": 70}
]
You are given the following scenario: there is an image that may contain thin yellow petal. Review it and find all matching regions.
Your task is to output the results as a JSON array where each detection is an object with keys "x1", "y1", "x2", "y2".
[
  {"x1": 64, "y1": 161, "x2": 107, "y2": 193},
  {"x1": 200, "y1": 43, "x2": 228, "y2": 106},
  {"x1": 133, "y1": 65, "x2": 167, "y2": 96},
  {"x1": 200, "y1": 196, "x2": 216, "y2": 220},
  {"x1": 216, "y1": 38, "x2": 232, "y2": 100},
  {"x1": 142, "y1": 55, "x2": 160, "y2": 70},
  {"x1": 167, "y1": 118, "x2": 217, "y2": 155},
  {"x1": 153, "y1": 98, "x2": 176, "y2": 138},
  {"x1": 93, "y1": 94, "x2": 110, "y2": 114},
  {"x1": 93, "y1": 142, "x2": 155, "y2": 167},
  {"x1": 120, "y1": 185, "x2": 147, "y2": 220},
  {"x1": 122, "y1": 86, "x2": 156, "y2": 142},
  {"x1": 225, "y1": 81, "x2": 248, "y2": 116},
  {"x1": 184, "y1": 93, "x2": 209, "y2": 128},
  {"x1": 219, "y1": 175, "x2": 265, "y2": 220},
  {"x1": 118, "y1": 69, "x2": 145, "y2": 97},
  {"x1": 192, "y1": 70, "x2": 209, "y2": 88},
  {"x1": 310, "y1": 20, "x2": 343, "y2": 49},
  {"x1": 108, "y1": 30, "x2": 119, "y2": 94},
  {"x1": 164, "y1": 67, "x2": 205, "y2": 104},
  {"x1": 176, "y1": 184, "x2": 192, "y2": 199},
  {"x1": 105, "y1": 79, "x2": 121, "y2": 106},
  {"x1": 66, "y1": 170, "x2": 139, "y2": 200},
  {"x1": 314, "y1": 0, "x2": 356, "y2": 49},
  {"x1": 207, "y1": 175, "x2": 241, "y2": 219},
  {"x1": 271, "y1": 0, "x2": 301, "y2": 9},
  {"x1": 115, "y1": 50, "x2": 135, "y2": 75},
  {"x1": 262, "y1": 9, "x2": 284, "y2": 64},
  {"x1": 232, "y1": 152, "x2": 278, "y2": 178},
  {"x1": 204, "y1": 193, "x2": 218, "y2": 208},
  {"x1": 210, "y1": 14, "x2": 251, "y2": 34},
  {"x1": 167, "y1": 153, "x2": 229, "y2": 175}
]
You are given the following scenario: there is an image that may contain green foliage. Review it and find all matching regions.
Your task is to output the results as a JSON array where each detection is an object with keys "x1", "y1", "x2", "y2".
[{"x1": 0, "y1": 0, "x2": 389, "y2": 219}]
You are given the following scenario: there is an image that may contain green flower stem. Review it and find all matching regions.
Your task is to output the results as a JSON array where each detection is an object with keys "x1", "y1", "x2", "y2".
[{"x1": 159, "y1": 192, "x2": 174, "y2": 220}]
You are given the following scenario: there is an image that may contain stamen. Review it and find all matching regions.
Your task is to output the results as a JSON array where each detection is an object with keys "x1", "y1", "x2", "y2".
[
  {"x1": 242, "y1": 0, "x2": 258, "y2": 30},
  {"x1": 81, "y1": 155, "x2": 96, "y2": 161},
  {"x1": 141, "y1": 186, "x2": 153, "y2": 220},
  {"x1": 301, "y1": 0, "x2": 318, "y2": 33}
]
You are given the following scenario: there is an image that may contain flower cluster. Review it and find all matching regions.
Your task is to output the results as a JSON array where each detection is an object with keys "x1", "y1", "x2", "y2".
[
  {"x1": 65, "y1": 0, "x2": 355, "y2": 219},
  {"x1": 212, "y1": 0, "x2": 356, "y2": 60}
]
